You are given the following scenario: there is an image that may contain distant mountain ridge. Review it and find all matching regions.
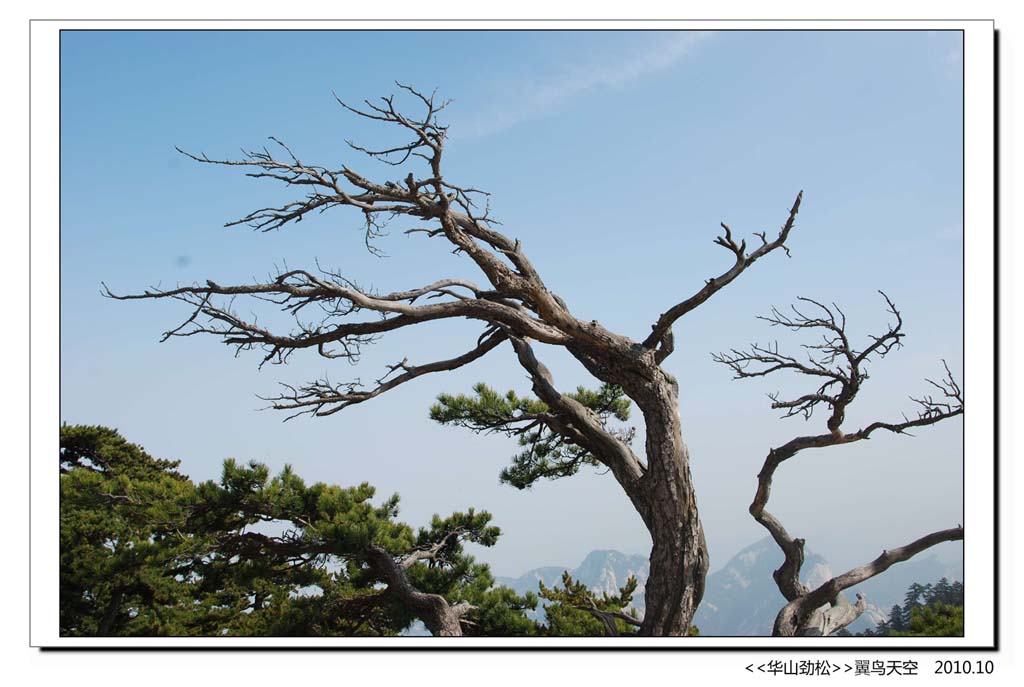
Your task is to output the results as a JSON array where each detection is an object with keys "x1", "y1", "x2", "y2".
[
  {"x1": 495, "y1": 538, "x2": 964, "y2": 636},
  {"x1": 695, "y1": 538, "x2": 867, "y2": 636},
  {"x1": 495, "y1": 550, "x2": 650, "y2": 620}
]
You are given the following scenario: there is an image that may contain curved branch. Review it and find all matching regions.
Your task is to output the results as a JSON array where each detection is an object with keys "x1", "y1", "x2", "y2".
[
  {"x1": 509, "y1": 337, "x2": 646, "y2": 491},
  {"x1": 775, "y1": 526, "x2": 965, "y2": 636},
  {"x1": 364, "y1": 545, "x2": 474, "y2": 637},
  {"x1": 750, "y1": 370, "x2": 963, "y2": 608},
  {"x1": 105, "y1": 275, "x2": 567, "y2": 367},
  {"x1": 261, "y1": 329, "x2": 509, "y2": 419},
  {"x1": 644, "y1": 191, "x2": 803, "y2": 354},
  {"x1": 580, "y1": 605, "x2": 644, "y2": 637},
  {"x1": 539, "y1": 572, "x2": 643, "y2": 637},
  {"x1": 398, "y1": 527, "x2": 470, "y2": 570},
  {"x1": 719, "y1": 295, "x2": 963, "y2": 626}
]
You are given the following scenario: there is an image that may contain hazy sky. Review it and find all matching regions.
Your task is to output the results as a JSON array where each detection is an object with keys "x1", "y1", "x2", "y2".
[{"x1": 60, "y1": 29, "x2": 964, "y2": 577}]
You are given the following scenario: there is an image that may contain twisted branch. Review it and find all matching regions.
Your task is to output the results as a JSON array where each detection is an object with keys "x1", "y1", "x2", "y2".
[{"x1": 715, "y1": 294, "x2": 964, "y2": 635}]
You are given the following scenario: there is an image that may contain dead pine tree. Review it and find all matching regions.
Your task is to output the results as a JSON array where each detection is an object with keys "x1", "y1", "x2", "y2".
[
  {"x1": 105, "y1": 85, "x2": 955, "y2": 637},
  {"x1": 715, "y1": 294, "x2": 964, "y2": 636}
]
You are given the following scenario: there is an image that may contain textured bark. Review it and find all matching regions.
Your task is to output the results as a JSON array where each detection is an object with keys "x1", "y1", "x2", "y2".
[
  {"x1": 773, "y1": 527, "x2": 964, "y2": 636},
  {"x1": 776, "y1": 592, "x2": 867, "y2": 637},
  {"x1": 629, "y1": 372, "x2": 708, "y2": 636},
  {"x1": 637, "y1": 452, "x2": 708, "y2": 636},
  {"x1": 506, "y1": 336, "x2": 708, "y2": 633},
  {"x1": 111, "y1": 88, "x2": 803, "y2": 636},
  {"x1": 365, "y1": 545, "x2": 472, "y2": 637}
]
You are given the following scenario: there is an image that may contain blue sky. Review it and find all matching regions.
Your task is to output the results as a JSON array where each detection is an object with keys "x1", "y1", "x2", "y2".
[{"x1": 60, "y1": 29, "x2": 964, "y2": 576}]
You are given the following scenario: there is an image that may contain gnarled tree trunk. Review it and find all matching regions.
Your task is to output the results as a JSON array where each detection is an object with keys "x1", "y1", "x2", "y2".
[
  {"x1": 634, "y1": 443, "x2": 708, "y2": 636},
  {"x1": 565, "y1": 344, "x2": 709, "y2": 635},
  {"x1": 112, "y1": 87, "x2": 802, "y2": 636}
]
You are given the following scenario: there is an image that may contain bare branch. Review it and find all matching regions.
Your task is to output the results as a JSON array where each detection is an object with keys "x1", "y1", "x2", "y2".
[
  {"x1": 112, "y1": 87, "x2": 827, "y2": 636},
  {"x1": 105, "y1": 271, "x2": 567, "y2": 371},
  {"x1": 715, "y1": 292, "x2": 911, "y2": 434},
  {"x1": 719, "y1": 293, "x2": 964, "y2": 628},
  {"x1": 775, "y1": 526, "x2": 964, "y2": 636},
  {"x1": 645, "y1": 191, "x2": 803, "y2": 355},
  {"x1": 260, "y1": 328, "x2": 509, "y2": 419}
]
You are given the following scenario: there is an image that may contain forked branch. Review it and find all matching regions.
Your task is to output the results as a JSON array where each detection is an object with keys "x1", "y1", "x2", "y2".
[
  {"x1": 645, "y1": 191, "x2": 803, "y2": 360},
  {"x1": 262, "y1": 328, "x2": 510, "y2": 420},
  {"x1": 715, "y1": 293, "x2": 964, "y2": 635}
]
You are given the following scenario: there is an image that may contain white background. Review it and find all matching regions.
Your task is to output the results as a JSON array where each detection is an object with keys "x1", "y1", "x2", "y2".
[{"x1": 5, "y1": 1, "x2": 1019, "y2": 684}]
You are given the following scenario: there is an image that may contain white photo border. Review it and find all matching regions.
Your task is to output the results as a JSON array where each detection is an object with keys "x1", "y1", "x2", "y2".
[{"x1": 30, "y1": 18, "x2": 997, "y2": 649}]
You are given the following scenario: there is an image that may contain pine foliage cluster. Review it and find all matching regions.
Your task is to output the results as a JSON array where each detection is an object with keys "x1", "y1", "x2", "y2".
[
  {"x1": 430, "y1": 383, "x2": 633, "y2": 489},
  {"x1": 60, "y1": 423, "x2": 671, "y2": 638},
  {"x1": 857, "y1": 578, "x2": 964, "y2": 637},
  {"x1": 59, "y1": 424, "x2": 537, "y2": 637}
]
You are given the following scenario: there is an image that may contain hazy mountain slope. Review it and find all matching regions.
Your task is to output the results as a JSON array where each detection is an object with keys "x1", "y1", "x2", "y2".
[{"x1": 495, "y1": 537, "x2": 963, "y2": 636}]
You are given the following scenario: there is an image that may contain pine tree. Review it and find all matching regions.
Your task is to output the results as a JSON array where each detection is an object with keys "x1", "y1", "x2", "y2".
[
  {"x1": 857, "y1": 578, "x2": 964, "y2": 637},
  {"x1": 60, "y1": 424, "x2": 198, "y2": 635},
  {"x1": 891, "y1": 604, "x2": 964, "y2": 637},
  {"x1": 60, "y1": 425, "x2": 538, "y2": 636},
  {"x1": 431, "y1": 383, "x2": 633, "y2": 489}
]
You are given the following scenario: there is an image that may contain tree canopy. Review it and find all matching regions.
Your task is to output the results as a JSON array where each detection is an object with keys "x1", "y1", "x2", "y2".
[
  {"x1": 859, "y1": 578, "x2": 964, "y2": 638},
  {"x1": 60, "y1": 424, "x2": 538, "y2": 637}
]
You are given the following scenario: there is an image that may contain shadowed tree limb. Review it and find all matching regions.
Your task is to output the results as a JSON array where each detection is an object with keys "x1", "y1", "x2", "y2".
[
  {"x1": 508, "y1": 336, "x2": 647, "y2": 492},
  {"x1": 364, "y1": 545, "x2": 476, "y2": 637}
]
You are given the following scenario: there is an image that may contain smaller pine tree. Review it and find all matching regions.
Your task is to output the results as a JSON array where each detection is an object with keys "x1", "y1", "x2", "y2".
[{"x1": 858, "y1": 578, "x2": 963, "y2": 637}]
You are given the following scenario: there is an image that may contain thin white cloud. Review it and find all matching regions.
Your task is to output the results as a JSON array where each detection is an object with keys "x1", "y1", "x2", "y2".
[
  {"x1": 944, "y1": 44, "x2": 964, "y2": 78},
  {"x1": 927, "y1": 30, "x2": 963, "y2": 79},
  {"x1": 452, "y1": 32, "x2": 715, "y2": 139}
]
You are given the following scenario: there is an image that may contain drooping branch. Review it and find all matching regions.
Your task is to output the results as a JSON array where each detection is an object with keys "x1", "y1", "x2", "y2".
[
  {"x1": 645, "y1": 191, "x2": 803, "y2": 359},
  {"x1": 362, "y1": 507, "x2": 499, "y2": 636},
  {"x1": 103, "y1": 266, "x2": 569, "y2": 369},
  {"x1": 715, "y1": 293, "x2": 964, "y2": 634}
]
